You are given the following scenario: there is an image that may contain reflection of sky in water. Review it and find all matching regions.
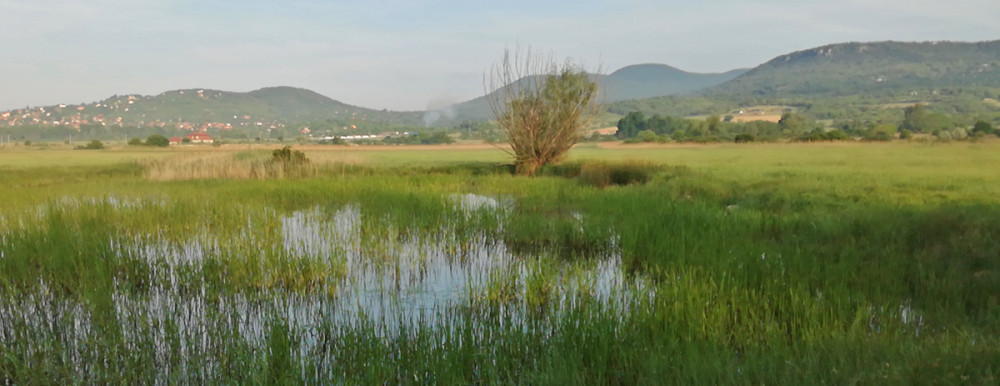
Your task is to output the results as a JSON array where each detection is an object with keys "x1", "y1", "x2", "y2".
[
  {"x1": 276, "y1": 200, "x2": 649, "y2": 329},
  {"x1": 0, "y1": 195, "x2": 659, "y2": 379}
]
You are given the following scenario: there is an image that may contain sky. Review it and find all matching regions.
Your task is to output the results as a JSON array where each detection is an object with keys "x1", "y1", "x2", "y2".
[{"x1": 2, "y1": 0, "x2": 999, "y2": 112}]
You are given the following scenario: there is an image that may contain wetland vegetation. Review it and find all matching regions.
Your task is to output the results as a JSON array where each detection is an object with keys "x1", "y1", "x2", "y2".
[{"x1": 0, "y1": 142, "x2": 997, "y2": 383}]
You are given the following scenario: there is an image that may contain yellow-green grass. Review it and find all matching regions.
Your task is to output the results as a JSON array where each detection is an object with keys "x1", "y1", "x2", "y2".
[
  {"x1": 3, "y1": 141, "x2": 999, "y2": 206},
  {"x1": 569, "y1": 141, "x2": 1000, "y2": 205}
]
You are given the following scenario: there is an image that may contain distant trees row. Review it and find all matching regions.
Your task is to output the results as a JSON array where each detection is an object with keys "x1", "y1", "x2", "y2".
[
  {"x1": 615, "y1": 111, "x2": 810, "y2": 143},
  {"x1": 126, "y1": 134, "x2": 171, "y2": 147},
  {"x1": 608, "y1": 87, "x2": 1000, "y2": 130},
  {"x1": 380, "y1": 131, "x2": 454, "y2": 145},
  {"x1": 615, "y1": 104, "x2": 997, "y2": 143}
]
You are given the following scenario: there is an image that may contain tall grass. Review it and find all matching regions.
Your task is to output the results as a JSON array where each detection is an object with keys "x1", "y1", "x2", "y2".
[{"x1": 144, "y1": 151, "x2": 320, "y2": 181}]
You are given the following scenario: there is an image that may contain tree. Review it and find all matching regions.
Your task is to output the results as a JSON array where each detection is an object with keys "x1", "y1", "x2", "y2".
[
  {"x1": 705, "y1": 115, "x2": 722, "y2": 135},
  {"x1": 866, "y1": 123, "x2": 897, "y2": 141},
  {"x1": 127, "y1": 137, "x2": 143, "y2": 146},
  {"x1": 972, "y1": 120, "x2": 996, "y2": 136},
  {"x1": 778, "y1": 112, "x2": 809, "y2": 137},
  {"x1": 487, "y1": 48, "x2": 600, "y2": 175},
  {"x1": 146, "y1": 134, "x2": 170, "y2": 147},
  {"x1": 615, "y1": 112, "x2": 645, "y2": 139},
  {"x1": 902, "y1": 104, "x2": 951, "y2": 133}
]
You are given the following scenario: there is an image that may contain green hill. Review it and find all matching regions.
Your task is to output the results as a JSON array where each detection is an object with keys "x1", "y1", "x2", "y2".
[
  {"x1": 707, "y1": 40, "x2": 1000, "y2": 97},
  {"x1": 609, "y1": 40, "x2": 1000, "y2": 123},
  {"x1": 119, "y1": 86, "x2": 422, "y2": 125},
  {"x1": 1, "y1": 86, "x2": 423, "y2": 132}
]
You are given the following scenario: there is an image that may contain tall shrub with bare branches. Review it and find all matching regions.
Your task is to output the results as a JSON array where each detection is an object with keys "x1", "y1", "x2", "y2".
[{"x1": 487, "y1": 49, "x2": 600, "y2": 175}]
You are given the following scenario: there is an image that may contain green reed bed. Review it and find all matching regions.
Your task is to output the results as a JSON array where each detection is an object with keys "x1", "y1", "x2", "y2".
[{"x1": 0, "y1": 143, "x2": 998, "y2": 383}]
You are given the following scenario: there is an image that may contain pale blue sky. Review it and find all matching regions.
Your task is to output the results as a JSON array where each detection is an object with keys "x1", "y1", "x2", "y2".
[{"x1": 2, "y1": 0, "x2": 999, "y2": 111}]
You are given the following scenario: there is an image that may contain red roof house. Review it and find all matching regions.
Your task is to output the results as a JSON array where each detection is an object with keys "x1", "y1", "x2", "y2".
[{"x1": 186, "y1": 132, "x2": 214, "y2": 144}]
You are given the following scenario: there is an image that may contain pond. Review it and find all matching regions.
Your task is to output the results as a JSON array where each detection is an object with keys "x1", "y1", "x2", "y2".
[{"x1": 0, "y1": 194, "x2": 654, "y2": 380}]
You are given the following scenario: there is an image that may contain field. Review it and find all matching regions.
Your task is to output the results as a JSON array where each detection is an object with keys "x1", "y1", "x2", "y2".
[{"x1": 1, "y1": 141, "x2": 998, "y2": 383}]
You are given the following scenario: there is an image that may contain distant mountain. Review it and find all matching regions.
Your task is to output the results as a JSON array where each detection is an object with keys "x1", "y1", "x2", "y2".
[
  {"x1": 602, "y1": 64, "x2": 746, "y2": 101},
  {"x1": 706, "y1": 40, "x2": 1000, "y2": 97},
  {"x1": 1, "y1": 86, "x2": 423, "y2": 131},
  {"x1": 443, "y1": 64, "x2": 746, "y2": 122}
]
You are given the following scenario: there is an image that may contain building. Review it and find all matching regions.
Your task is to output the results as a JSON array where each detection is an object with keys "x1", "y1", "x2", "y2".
[
  {"x1": 169, "y1": 137, "x2": 183, "y2": 145},
  {"x1": 185, "y1": 132, "x2": 214, "y2": 144}
]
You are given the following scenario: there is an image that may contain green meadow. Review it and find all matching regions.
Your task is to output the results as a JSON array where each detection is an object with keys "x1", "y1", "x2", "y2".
[{"x1": 0, "y1": 142, "x2": 997, "y2": 383}]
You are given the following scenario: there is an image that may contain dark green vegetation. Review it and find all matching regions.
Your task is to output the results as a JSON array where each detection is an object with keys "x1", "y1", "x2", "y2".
[
  {"x1": 614, "y1": 111, "x2": 864, "y2": 143},
  {"x1": 0, "y1": 144, "x2": 997, "y2": 383}
]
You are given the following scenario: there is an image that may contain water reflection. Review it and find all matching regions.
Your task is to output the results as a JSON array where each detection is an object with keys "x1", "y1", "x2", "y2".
[{"x1": 0, "y1": 195, "x2": 654, "y2": 379}]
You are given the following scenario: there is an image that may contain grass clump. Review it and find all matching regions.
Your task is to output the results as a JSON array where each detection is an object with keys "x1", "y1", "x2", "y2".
[
  {"x1": 144, "y1": 148, "x2": 317, "y2": 181},
  {"x1": 538, "y1": 160, "x2": 660, "y2": 188},
  {"x1": 578, "y1": 161, "x2": 659, "y2": 188}
]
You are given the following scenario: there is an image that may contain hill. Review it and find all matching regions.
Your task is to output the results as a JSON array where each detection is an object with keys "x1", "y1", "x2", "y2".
[
  {"x1": 442, "y1": 65, "x2": 746, "y2": 123},
  {"x1": 0, "y1": 86, "x2": 423, "y2": 133},
  {"x1": 706, "y1": 40, "x2": 1000, "y2": 97},
  {"x1": 608, "y1": 40, "x2": 1000, "y2": 123},
  {"x1": 603, "y1": 64, "x2": 746, "y2": 101}
]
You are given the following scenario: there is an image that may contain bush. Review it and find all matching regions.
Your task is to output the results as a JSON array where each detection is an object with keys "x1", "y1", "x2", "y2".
[
  {"x1": 972, "y1": 121, "x2": 995, "y2": 136},
  {"x1": 825, "y1": 129, "x2": 849, "y2": 140},
  {"x1": 799, "y1": 128, "x2": 849, "y2": 142},
  {"x1": 146, "y1": 134, "x2": 170, "y2": 147},
  {"x1": 271, "y1": 146, "x2": 309, "y2": 166},
  {"x1": 74, "y1": 139, "x2": 104, "y2": 150},
  {"x1": 864, "y1": 124, "x2": 897, "y2": 141},
  {"x1": 637, "y1": 130, "x2": 658, "y2": 143},
  {"x1": 578, "y1": 161, "x2": 659, "y2": 188},
  {"x1": 127, "y1": 138, "x2": 144, "y2": 146},
  {"x1": 734, "y1": 133, "x2": 756, "y2": 143}
]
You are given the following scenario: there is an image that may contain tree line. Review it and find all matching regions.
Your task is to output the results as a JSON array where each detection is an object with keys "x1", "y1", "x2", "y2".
[{"x1": 615, "y1": 104, "x2": 997, "y2": 143}]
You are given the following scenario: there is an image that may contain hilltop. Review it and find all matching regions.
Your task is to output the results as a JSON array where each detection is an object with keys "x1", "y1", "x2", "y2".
[{"x1": 603, "y1": 64, "x2": 746, "y2": 100}]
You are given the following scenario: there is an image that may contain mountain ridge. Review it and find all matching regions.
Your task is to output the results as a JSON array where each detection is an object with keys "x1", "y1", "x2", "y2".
[
  {"x1": 442, "y1": 64, "x2": 748, "y2": 123},
  {"x1": 705, "y1": 40, "x2": 1000, "y2": 97}
]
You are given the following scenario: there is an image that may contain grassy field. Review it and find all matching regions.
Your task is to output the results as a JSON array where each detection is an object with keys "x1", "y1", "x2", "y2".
[{"x1": 0, "y1": 141, "x2": 998, "y2": 383}]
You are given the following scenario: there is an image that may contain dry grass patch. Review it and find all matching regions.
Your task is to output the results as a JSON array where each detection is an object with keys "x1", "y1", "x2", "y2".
[{"x1": 144, "y1": 151, "x2": 317, "y2": 181}]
